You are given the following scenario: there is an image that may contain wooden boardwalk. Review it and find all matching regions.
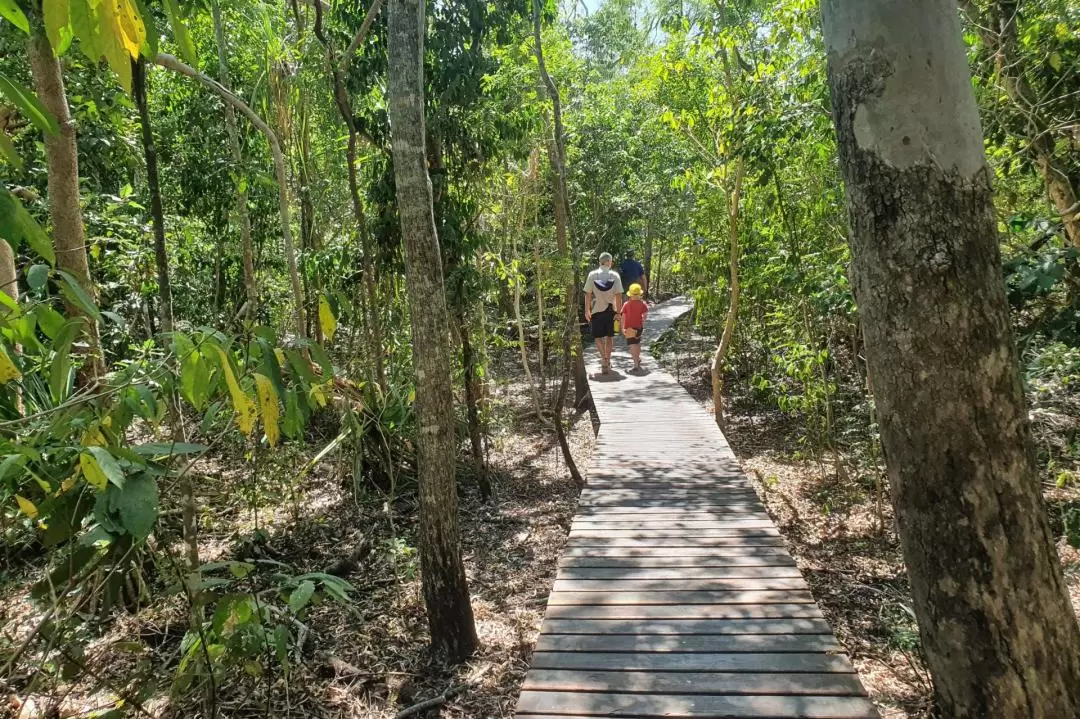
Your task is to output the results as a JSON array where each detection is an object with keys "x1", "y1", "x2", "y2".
[{"x1": 516, "y1": 298, "x2": 878, "y2": 718}]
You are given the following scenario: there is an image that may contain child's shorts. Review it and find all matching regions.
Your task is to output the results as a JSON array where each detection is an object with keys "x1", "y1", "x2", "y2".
[{"x1": 625, "y1": 327, "x2": 643, "y2": 345}]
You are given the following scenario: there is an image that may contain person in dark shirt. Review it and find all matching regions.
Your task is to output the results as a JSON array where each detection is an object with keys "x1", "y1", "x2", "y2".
[{"x1": 619, "y1": 250, "x2": 646, "y2": 299}]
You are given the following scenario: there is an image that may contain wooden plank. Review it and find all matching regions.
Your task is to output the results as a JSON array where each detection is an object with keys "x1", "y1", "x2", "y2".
[
  {"x1": 535, "y1": 633, "x2": 840, "y2": 653},
  {"x1": 561, "y1": 546, "x2": 791, "y2": 558},
  {"x1": 545, "y1": 604, "x2": 825, "y2": 620},
  {"x1": 575, "y1": 509, "x2": 769, "y2": 519},
  {"x1": 522, "y1": 669, "x2": 868, "y2": 696},
  {"x1": 572, "y1": 520, "x2": 776, "y2": 529},
  {"x1": 553, "y1": 577, "x2": 808, "y2": 593},
  {"x1": 570, "y1": 524, "x2": 781, "y2": 535},
  {"x1": 527, "y1": 652, "x2": 855, "y2": 673},
  {"x1": 559, "y1": 556, "x2": 797, "y2": 569},
  {"x1": 516, "y1": 691, "x2": 878, "y2": 718},
  {"x1": 557, "y1": 566, "x2": 803, "y2": 580},
  {"x1": 540, "y1": 617, "x2": 833, "y2": 635},
  {"x1": 546, "y1": 590, "x2": 815, "y2": 606},
  {"x1": 565, "y1": 537, "x2": 787, "y2": 548}
]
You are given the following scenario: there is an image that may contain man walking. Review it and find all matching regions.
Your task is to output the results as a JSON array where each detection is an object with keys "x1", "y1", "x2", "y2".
[
  {"x1": 620, "y1": 249, "x2": 647, "y2": 299},
  {"x1": 584, "y1": 252, "x2": 623, "y2": 374}
]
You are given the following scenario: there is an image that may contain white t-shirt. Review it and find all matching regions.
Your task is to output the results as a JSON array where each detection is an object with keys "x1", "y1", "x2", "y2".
[{"x1": 584, "y1": 267, "x2": 623, "y2": 314}]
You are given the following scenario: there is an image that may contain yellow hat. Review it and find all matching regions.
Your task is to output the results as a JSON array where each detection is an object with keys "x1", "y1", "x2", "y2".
[{"x1": 628, "y1": 283, "x2": 643, "y2": 297}]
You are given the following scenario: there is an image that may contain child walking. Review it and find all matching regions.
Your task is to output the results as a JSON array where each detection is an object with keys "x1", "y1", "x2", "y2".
[{"x1": 621, "y1": 283, "x2": 649, "y2": 371}]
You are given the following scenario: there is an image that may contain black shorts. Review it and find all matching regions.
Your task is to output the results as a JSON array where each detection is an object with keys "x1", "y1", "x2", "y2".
[
  {"x1": 626, "y1": 327, "x2": 643, "y2": 345},
  {"x1": 591, "y1": 307, "x2": 615, "y2": 338}
]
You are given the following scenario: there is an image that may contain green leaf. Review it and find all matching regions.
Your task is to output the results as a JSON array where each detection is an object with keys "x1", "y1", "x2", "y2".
[
  {"x1": 43, "y1": 0, "x2": 74, "y2": 55},
  {"x1": 27, "y1": 264, "x2": 50, "y2": 291},
  {"x1": 1049, "y1": 52, "x2": 1062, "y2": 73},
  {"x1": 161, "y1": 0, "x2": 196, "y2": 65},
  {"x1": 0, "y1": 190, "x2": 56, "y2": 265},
  {"x1": 0, "y1": 131, "x2": 23, "y2": 170},
  {"x1": 110, "y1": 472, "x2": 158, "y2": 539},
  {"x1": 69, "y1": 0, "x2": 104, "y2": 60},
  {"x1": 274, "y1": 624, "x2": 290, "y2": 673},
  {"x1": 0, "y1": 72, "x2": 59, "y2": 135},
  {"x1": 180, "y1": 348, "x2": 210, "y2": 410},
  {"x1": 0, "y1": 0, "x2": 29, "y2": 33},
  {"x1": 57, "y1": 270, "x2": 101, "y2": 322},
  {"x1": 288, "y1": 580, "x2": 315, "y2": 614},
  {"x1": 49, "y1": 319, "x2": 82, "y2": 403},
  {"x1": 36, "y1": 304, "x2": 65, "y2": 340},
  {"x1": 0, "y1": 453, "x2": 27, "y2": 483},
  {"x1": 86, "y1": 446, "x2": 125, "y2": 489}
]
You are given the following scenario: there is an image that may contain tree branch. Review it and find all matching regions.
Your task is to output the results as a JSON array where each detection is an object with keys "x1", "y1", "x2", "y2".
[{"x1": 339, "y1": 0, "x2": 384, "y2": 76}]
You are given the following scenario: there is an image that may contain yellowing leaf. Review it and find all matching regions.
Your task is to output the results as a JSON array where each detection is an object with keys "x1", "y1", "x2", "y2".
[
  {"x1": 0, "y1": 346, "x2": 21, "y2": 384},
  {"x1": 254, "y1": 374, "x2": 280, "y2": 448},
  {"x1": 98, "y1": 0, "x2": 132, "y2": 91},
  {"x1": 1049, "y1": 52, "x2": 1062, "y2": 73},
  {"x1": 81, "y1": 423, "x2": 107, "y2": 447},
  {"x1": 309, "y1": 382, "x2": 327, "y2": 408},
  {"x1": 60, "y1": 474, "x2": 77, "y2": 494},
  {"x1": 274, "y1": 348, "x2": 286, "y2": 366},
  {"x1": 213, "y1": 346, "x2": 257, "y2": 435},
  {"x1": 15, "y1": 495, "x2": 37, "y2": 519},
  {"x1": 319, "y1": 296, "x2": 337, "y2": 342},
  {"x1": 43, "y1": 0, "x2": 73, "y2": 56},
  {"x1": 80, "y1": 451, "x2": 108, "y2": 491},
  {"x1": 116, "y1": 0, "x2": 144, "y2": 56}
]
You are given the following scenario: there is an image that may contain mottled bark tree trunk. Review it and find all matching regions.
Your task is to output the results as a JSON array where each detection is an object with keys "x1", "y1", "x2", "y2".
[
  {"x1": 387, "y1": 0, "x2": 478, "y2": 662},
  {"x1": 133, "y1": 58, "x2": 174, "y2": 334},
  {"x1": 28, "y1": 23, "x2": 104, "y2": 380},
  {"x1": 457, "y1": 308, "x2": 491, "y2": 499},
  {"x1": 211, "y1": 0, "x2": 258, "y2": 317},
  {"x1": 821, "y1": 2, "x2": 1080, "y2": 715}
]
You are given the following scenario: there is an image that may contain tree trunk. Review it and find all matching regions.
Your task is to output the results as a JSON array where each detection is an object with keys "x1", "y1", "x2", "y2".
[
  {"x1": 821, "y1": 2, "x2": 1080, "y2": 715},
  {"x1": 387, "y1": 0, "x2": 478, "y2": 662},
  {"x1": 28, "y1": 23, "x2": 104, "y2": 380},
  {"x1": 643, "y1": 218, "x2": 653, "y2": 298},
  {"x1": 533, "y1": 0, "x2": 588, "y2": 414},
  {"x1": 0, "y1": 239, "x2": 16, "y2": 301},
  {"x1": 959, "y1": 0, "x2": 1080, "y2": 247},
  {"x1": 132, "y1": 58, "x2": 174, "y2": 334},
  {"x1": 211, "y1": 0, "x2": 258, "y2": 317},
  {"x1": 311, "y1": 0, "x2": 386, "y2": 390},
  {"x1": 711, "y1": 157, "x2": 744, "y2": 426},
  {"x1": 458, "y1": 308, "x2": 490, "y2": 499}
]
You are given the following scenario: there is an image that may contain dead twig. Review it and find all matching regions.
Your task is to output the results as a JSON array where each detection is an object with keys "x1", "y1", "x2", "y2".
[{"x1": 392, "y1": 682, "x2": 472, "y2": 719}]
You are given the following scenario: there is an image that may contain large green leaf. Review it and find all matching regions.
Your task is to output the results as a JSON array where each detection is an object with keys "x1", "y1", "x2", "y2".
[
  {"x1": 0, "y1": 0, "x2": 29, "y2": 33},
  {"x1": 0, "y1": 190, "x2": 57, "y2": 265},
  {"x1": 0, "y1": 72, "x2": 59, "y2": 136},
  {"x1": 0, "y1": 131, "x2": 23, "y2": 170},
  {"x1": 85, "y1": 446, "x2": 125, "y2": 489},
  {"x1": 49, "y1": 319, "x2": 82, "y2": 403},
  {"x1": 110, "y1": 473, "x2": 158, "y2": 540},
  {"x1": 161, "y1": 0, "x2": 195, "y2": 65},
  {"x1": 57, "y1": 270, "x2": 102, "y2": 322},
  {"x1": 180, "y1": 348, "x2": 211, "y2": 409},
  {"x1": 288, "y1": 580, "x2": 315, "y2": 614}
]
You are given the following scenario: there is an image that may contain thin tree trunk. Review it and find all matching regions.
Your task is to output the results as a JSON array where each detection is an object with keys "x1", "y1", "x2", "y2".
[
  {"x1": 387, "y1": 0, "x2": 478, "y2": 662},
  {"x1": 821, "y1": 2, "x2": 1080, "y2": 715},
  {"x1": 154, "y1": 53, "x2": 305, "y2": 340},
  {"x1": 28, "y1": 23, "x2": 104, "y2": 380},
  {"x1": 311, "y1": 0, "x2": 386, "y2": 390},
  {"x1": 643, "y1": 218, "x2": 653, "y2": 299},
  {"x1": 211, "y1": 0, "x2": 257, "y2": 317},
  {"x1": 533, "y1": 0, "x2": 588, "y2": 417},
  {"x1": 457, "y1": 308, "x2": 490, "y2": 499},
  {"x1": 0, "y1": 239, "x2": 16, "y2": 301},
  {"x1": 711, "y1": 157, "x2": 744, "y2": 426},
  {"x1": 132, "y1": 59, "x2": 173, "y2": 334}
]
